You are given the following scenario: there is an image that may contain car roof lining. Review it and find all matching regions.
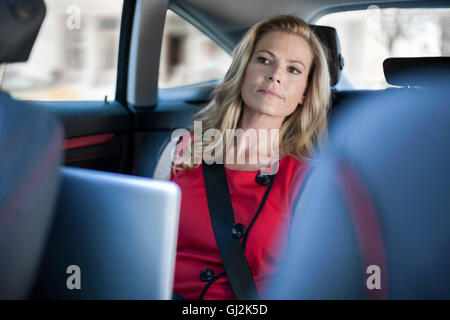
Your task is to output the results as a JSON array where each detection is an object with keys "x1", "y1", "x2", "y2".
[{"x1": 171, "y1": 0, "x2": 450, "y2": 53}]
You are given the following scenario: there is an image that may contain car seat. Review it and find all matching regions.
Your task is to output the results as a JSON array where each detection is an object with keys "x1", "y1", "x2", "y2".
[
  {"x1": 0, "y1": 0, "x2": 63, "y2": 299},
  {"x1": 268, "y1": 68, "x2": 450, "y2": 299}
]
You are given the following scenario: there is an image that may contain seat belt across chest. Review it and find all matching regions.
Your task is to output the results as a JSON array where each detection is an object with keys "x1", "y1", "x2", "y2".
[{"x1": 202, "y1": 162, "x2": 261, "y2": 300}]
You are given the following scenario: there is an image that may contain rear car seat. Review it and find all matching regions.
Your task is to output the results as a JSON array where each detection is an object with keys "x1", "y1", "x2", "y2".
[{"x1": 0, "y1": 0, "x2": 64, "y2": 299}]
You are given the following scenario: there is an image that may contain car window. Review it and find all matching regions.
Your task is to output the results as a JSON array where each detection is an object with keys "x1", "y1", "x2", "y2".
[
  {"x1": 316, "y1": 7, "x2": 450, "y2": 90},
  {"x1": 159, "y1": 10, "x2": 232, "y2": 89},
  {"x1": 0, "y1": 0, "x2": 123, "y2": 101}
]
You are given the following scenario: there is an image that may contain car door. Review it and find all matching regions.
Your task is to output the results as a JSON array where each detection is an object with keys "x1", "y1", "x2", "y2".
[
  {"x1": 2, "y1": 0, "x2": 231, "y2": 177},
  {"x1": 0, "y1": 0, "x2": 232, "y2": 178}
]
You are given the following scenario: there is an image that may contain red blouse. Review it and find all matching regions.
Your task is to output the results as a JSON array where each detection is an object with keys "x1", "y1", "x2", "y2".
[{"x1": 170, "y1": 145, "x2": 308, "y2": 300}]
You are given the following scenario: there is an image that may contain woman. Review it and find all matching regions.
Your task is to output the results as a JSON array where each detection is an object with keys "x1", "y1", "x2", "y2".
[{"x1": 169, "y1": 15, "x2": 331, "y2": 300}]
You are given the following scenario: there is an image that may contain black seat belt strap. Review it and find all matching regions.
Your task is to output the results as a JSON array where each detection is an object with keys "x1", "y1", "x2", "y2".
[{"x1": 202, "y1": 162, "x2": 259, "y2": 300}]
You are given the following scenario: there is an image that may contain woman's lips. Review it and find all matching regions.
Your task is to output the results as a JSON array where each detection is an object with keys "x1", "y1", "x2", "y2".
[{"x1": 259, "y1": 89, "x2": 283, "y2": 100}]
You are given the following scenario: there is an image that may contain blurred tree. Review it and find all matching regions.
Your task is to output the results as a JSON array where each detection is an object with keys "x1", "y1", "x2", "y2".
[
  {"x1": 0, "y1": 64, "x2": 5, "y2": 87},
  {"x1": 368, "y1": 8, "x2": 449, "y2": 56},
  {"x1": 368, "y1": 7, "x2": 406, "y2": 55},
  {"x1": 440, "y1": 15, "x2": 450, "y2": 55}
]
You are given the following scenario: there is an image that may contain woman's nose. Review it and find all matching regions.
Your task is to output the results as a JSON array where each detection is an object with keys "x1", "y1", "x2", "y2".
[
  {"x1": 266, "y1": 75, "x2": 281, "y2": 84},
  {"x1": 265, "y1": 66, "x2": 282, "y2": 84}
]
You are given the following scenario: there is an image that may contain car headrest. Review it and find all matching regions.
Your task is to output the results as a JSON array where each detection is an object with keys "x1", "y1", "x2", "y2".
[
  {"x1": 383, "y1": 57, "x2": 450, "y2": 87},
  {"x1": 310, "y1": 25, "x2": 344, "y2": 87},
  {"x1": 0, "y1": 0, "x2": 46, "y2": 64}
]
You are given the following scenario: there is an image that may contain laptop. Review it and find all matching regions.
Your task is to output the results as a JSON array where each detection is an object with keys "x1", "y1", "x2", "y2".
[{"x1": 31, "y1": 166, "x2": 181, "y2": 300}]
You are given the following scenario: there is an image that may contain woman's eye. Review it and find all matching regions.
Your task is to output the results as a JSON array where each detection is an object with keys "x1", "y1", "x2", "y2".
[
  {"x1": 289, "y1": 66, "x2": 301, "y2": 74},
  {"x1": 257, "y1": 57, "x2": 271, "y2": 64}
]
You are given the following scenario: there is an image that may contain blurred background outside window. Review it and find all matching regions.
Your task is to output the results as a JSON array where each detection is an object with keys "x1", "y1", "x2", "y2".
[
  {"x1": 159, "y1": 10, "x2": 232, "y2": 89},
  {"x1": 0, "y1": 0, "x2": 123, "y2": 101},
  {"x1": 317, "y1": 7, "x2": 450, "y2": 90},
  {"x1": 2, "y1": 4, "x2": 448, "y2": 99}
]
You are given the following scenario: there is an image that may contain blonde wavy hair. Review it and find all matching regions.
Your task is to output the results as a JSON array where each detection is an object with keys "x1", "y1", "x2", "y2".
[{"x1": 175, "y1": 15, "x2": 331, "y2": 172}]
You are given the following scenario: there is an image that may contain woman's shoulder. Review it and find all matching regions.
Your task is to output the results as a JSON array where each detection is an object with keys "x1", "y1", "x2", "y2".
[
  {"x1": 282, "y1": 152, "x2": 309, "y2": 169},
  {"x1": 275, "y1": 153, "x2": 311, "y2": 184},
  {"x1": 279, "y1": 154, "x2": 313, "y2": 204}
]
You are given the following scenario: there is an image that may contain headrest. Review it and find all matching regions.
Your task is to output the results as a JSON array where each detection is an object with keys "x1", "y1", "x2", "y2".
[
  {"x1": 310, "y1": 25, "x2": 344, "y2": 87},
  {"x1": 0, "y1": 0, "x2": 46, "y2": 64},
  {"x1": 383, "y1": 57, "x2": 450, "y2": 87}
]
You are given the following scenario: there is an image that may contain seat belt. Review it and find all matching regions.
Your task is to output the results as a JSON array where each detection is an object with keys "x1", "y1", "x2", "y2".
[{"x1": 202, "y1": 162, "x2": 259, "y2": 300}]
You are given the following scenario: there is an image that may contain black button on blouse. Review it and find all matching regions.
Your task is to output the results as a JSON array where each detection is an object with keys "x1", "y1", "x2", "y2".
[
  {"x1": 200, "y1": 268, "x2": 215, "y2": 281},
  {"x1": 231, "y1": 223, "x2": 246, "y2": 239},
  {"x1": 255, "y1": 172, "x2": 272, "y2": 185}
]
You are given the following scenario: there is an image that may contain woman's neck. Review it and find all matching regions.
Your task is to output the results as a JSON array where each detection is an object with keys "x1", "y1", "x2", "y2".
[
  {"x1": 223, "y1": 107, "x2": 283, "y2": 171},
  {"x1": 237, "y1": 106, "x2": 284, "y2": 132}
]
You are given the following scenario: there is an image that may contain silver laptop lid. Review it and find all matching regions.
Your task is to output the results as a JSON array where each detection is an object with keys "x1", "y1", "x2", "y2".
[{"x1": 32, "y1": 166, "x2": 181, "y2": 300}]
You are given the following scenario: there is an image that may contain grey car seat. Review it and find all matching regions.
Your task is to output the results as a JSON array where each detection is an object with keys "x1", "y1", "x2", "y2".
[
  {"x1": 268, "y1": 67, "x2": 450, "y2": 299},
  {"x1": 0, "y1": 0, "x2": 63, "y2": 299}
]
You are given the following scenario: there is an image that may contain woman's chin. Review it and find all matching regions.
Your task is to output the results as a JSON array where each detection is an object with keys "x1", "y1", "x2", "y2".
[{"x1": 243, "y1": 101, "x2": 287, "y2": 119}]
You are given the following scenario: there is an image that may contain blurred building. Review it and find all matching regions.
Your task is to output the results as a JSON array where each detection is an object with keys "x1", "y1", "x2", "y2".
[
  {"x1": 3, "y1": 0, "x2": 123, "y2": 100},
  {"x1": 2, "y1": 4, "x2": 448, "y2": 98},
  {"x1": 318, "y1": 8, "x2": 450, "y2": 89},
  {"x1": 159, "y1": 10, "x2": 231, "y2": 88}
]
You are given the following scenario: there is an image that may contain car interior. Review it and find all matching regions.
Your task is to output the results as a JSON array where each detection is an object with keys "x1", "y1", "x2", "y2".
[{"x1": 0, "y1": 0, "x2": 449, "y2": 300}]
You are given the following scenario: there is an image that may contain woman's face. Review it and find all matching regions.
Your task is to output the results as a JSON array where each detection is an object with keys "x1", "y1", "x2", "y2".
[{"x1": 241, "y1": 31, "x2": 313, "y2": 121}]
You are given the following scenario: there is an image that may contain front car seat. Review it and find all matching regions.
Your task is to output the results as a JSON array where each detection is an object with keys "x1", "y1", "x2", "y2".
[
  {"x1": 0, "y1": 0, "x2": 63, "y2": 299},
  {"x1": 268, "y1": 68, "x2": 450, "y2": 299}
]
